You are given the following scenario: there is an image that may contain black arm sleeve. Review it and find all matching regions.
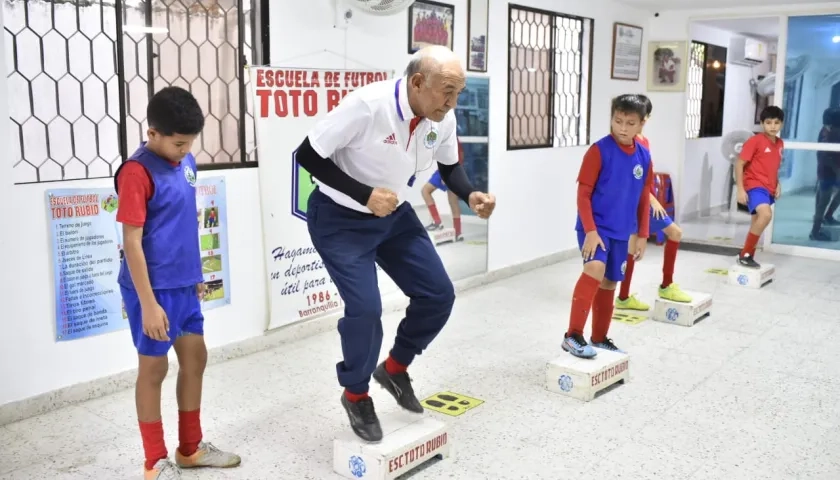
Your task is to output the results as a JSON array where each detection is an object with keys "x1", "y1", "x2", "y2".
[
  {"x1": 295, "y1": 137, "x2": 374, "y2": 207},
  {"x1": 437, "y1": 162, "x2": 477, "y2": 203}
]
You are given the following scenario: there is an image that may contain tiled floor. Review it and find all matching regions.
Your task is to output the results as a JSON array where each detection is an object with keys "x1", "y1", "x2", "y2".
[{"x1": 3, "y1": 245, "x2": 840, "y2": 479}]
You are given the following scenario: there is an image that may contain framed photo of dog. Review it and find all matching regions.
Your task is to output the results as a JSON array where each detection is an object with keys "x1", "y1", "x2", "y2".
[{"x1": 647, "y1": 40, "x2": 688, "y2": 92}]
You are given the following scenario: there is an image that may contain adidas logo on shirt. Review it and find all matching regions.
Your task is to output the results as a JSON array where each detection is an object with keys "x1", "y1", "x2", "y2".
[
  {"x1": 764, "y1": 147, "x2": 771, "y2": 153},
  {"x1": 383, "y1": 133, "x2": 397, "y2": 145}
]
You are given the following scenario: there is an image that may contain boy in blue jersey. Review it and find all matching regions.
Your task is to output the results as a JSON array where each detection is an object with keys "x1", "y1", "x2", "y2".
[
  {"x1": 115, "y1": 87, "x2": 240, "y2": 480},
  {"x1": 564, "y1": 94, "x2": 653, "y2": 359}
]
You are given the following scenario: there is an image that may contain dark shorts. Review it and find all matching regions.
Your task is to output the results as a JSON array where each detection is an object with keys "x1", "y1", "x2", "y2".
[
  {"x1": 747, "y1": 187, "x2": 774, "y2": 214},
  {"x1": 121, "y1": 285, "x2": 203, "y2": 357},
  {"x1": 576, "y1": 230, "x2": 629, "y2": 282}
]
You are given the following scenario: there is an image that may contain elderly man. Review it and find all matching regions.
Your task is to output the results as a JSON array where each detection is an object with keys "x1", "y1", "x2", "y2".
[{"x1": 294, "y1": 46, "x2": 496, "y2": 442}]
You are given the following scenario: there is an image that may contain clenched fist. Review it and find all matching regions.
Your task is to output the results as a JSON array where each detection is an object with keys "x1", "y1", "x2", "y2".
[
  {"x1": 367, "y1": 188, "x2": 399, "y2": 217},
  {"x1": 468, "y1": 192, "x2": 496, "y2": 219}
]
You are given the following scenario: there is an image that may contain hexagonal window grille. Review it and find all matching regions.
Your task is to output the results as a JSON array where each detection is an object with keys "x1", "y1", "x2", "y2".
[
  {"x1": 507, "y1": 6, "x2": 592, "y2": 150},
  {"x1": 4, "y1": 0, "x2": 261, "y2": 184}
]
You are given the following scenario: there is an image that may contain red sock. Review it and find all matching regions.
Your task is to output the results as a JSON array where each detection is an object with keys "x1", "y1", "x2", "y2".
[
  {"x1": 428, "y1": 204, "x2": 441, "y2": 224},
  {"x1": 344, "y1": 390, "x2": 370, "y2": 402},
  {"x1": 385, "y1": 355, "x2": 408, "y2": 375},
  {"x1": 662, "y1": 239, "x2": 679, "y2": 287},
  {"x1": 591, "y1": 288, "x2": 616, "y2": 343},
  {"x1": 741, "y1": 232, "x2": 760, "y2": 257},
  {"x1": 567, "y1": 273, "x2": 601, "y2": 336},
  {"x1": 178, "y1": 409, "x2": 202, "y2": 457},
  {"x1": 139, "y1": 419, "x2": 168, "y2": 471},
  {"x1": 618, "y1": 254, "x2": 635, "y2": 300},
  {"x1": 453, "y1": 217, "x2": 462, "y2": 236}
]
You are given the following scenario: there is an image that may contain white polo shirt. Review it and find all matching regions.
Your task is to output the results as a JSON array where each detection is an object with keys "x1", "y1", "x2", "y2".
[{"x1": 306, "y1": 76, "x2": 459, "y2": 213}]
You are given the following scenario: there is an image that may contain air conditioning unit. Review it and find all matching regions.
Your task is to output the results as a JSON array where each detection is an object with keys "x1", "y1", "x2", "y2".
[{"x1": 728, "y1": 36, "x2": 768, "y2": 67}]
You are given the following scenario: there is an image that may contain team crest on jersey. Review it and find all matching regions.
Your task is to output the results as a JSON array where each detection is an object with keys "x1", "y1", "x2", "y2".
[
  {"x1": 184, "y1": 165, "x2": 197, "y2": 186},
  {"x1": 632, "y1": 164, "x2": 643, "y2": 180},
  {"x1": 424, "y1": 125, "x2": 439, "y2": 149}
]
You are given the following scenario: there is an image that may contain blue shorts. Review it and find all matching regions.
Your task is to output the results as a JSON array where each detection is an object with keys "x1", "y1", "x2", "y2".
[
  {"x1": 428, "y1": 170, "x2": 447, "y2": 192},
  {"x1": 576, "y1": 230, "x2": 630, "y2": 282},
  {"x1": 747, "y1": 187, "x2": 774, "y2": 214},
  {"x1": 649, "y1": 213, "x2": 673, "y2": 234},
  {"x1": 120, "y1": 285, "x2": 204, "y2": 357}
]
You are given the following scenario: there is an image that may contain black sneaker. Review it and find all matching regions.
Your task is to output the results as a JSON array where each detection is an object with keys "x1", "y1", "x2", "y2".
[
  {"x1": 425, "y1": 222, "x2": 443, "y2": 231},
  {"x1": 372, "y1": 362, "x2": 424, "y2": 413},
  {"x1": 590, "y1": 337, "x2": 626, "y2": 354},
  {"x1": 738, "y1": 254, "x2": 761, "y2": 269},
  {"x1": 824, "y1": 216, "x2": 840, "y2": 226},
  {"x1": 340, "y1": 394, "x2": 383, "y2": 442},
  {"x1": 810, "y1": 229, "x2": 832, "y2": 242}
]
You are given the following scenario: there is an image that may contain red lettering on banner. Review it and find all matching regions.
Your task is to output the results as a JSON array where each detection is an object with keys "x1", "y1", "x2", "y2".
[
  {"x1": 255, "y1": 69, "x2": 389, "y2": 117},
  {"x1": 256, "y1": 89, "x2": 318, "y2": 118},
  {"x1": 255, "y1": 69, "x2": 321, "y2": 88},
  {"x1": 326, "y1": 89, "x2": 352, "y2": 112}
]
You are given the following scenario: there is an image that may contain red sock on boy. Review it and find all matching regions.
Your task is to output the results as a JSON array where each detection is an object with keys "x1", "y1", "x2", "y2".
[
  {"x1": 741, "y1": 232, "x2": 760, "y2": 257},
  {"x1": 662, "y1": 239, "x2": 679, "y2": 287},
  {"x1": 428, "y1": 204, "x2": 441, "y2": 224},
  {"x1": 591, "y1": 288, "x2": 616, "y2": 343},
  {"x1": 567, "y1": 273, "x2": 601, "y2": 336},
  {"x1": 178, "y1": 409, "x2": 203, "y2": 457},
  {"x1": 618, "y1": 253, "x2": 635, "y2": 300},
  {"x1": 139, "y1": 419, "x2": 168, "y2": 471}
]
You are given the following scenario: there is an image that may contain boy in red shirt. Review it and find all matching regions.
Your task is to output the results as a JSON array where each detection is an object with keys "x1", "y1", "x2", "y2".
[
  {"x1": 616, "y1": 95, "x2": 692, "y2": 311},
  {"x1": 736, "y1": 106, "x2": 785, "y2": 268}
]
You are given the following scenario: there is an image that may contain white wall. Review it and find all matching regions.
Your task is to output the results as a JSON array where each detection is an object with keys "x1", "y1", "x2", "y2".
[
  {"x1": 1, "y1": 0, "x2": 650, "y2": 407},
  {"x1": 486, "y1": 0, "x2": 649, "y2": 270},
  {"x1": 679, "y1": 23, "x2": 774, "y2": 221}
]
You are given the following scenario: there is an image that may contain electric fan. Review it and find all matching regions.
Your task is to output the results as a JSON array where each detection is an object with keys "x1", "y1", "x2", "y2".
[
  {"x1": 753, "y1": 54, "x2": 811, "y2": 97},
  {"x1": 344, "y1": 0, "x2": 416, "y2": 15},
  {"x1": 721, "y1": 130, "x2": 755, "y2": 223}
]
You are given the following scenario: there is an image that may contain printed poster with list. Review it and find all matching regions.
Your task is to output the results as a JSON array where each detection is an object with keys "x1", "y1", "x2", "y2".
[{"x1": 47, "y1": 176, "x2": 231, "y2": 342}]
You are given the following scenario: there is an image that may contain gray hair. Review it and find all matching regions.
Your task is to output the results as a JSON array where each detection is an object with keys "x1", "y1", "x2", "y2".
[{"x1": 404, "y1": 52, "x2": 427, "y2": 78}]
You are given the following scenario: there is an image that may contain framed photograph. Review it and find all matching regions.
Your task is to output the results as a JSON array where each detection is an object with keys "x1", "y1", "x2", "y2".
[
  {"x1": 466, "y1": 0, "x2": 488, "y2": 72},
  {"x1": 610, "y1": 22, "x2": 643, "y2": 81},
  {"x1": 647, "y1": 40, "x2": 688, "y2": 92},
  {"x1": 408, "y1": 0, "x2": 455, "y2": 54}
]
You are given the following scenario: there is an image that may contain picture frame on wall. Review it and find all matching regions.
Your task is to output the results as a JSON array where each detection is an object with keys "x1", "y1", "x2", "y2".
[
  {"x1": 610, "y1": 22, "x2": 643, "y2": 81},
  {"x1": 408, "y1": 0, "x2": 455, "y2": 54},
  {"x1": 647, "y1": 40, "x2": 688, "y2": 92},
  {"x1": 466, "y1": 0, "x2": 488, "y2": 72}
]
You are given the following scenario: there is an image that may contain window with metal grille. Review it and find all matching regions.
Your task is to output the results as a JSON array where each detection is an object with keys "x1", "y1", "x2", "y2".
[
  {"x1": 507, "y1": 4, "x2": 593, "y2": 150},
  {"x1": 4, "y1": 0, "x2": 267, "y2": 185},
  {"x1": 685, "y1": 41, "x2": 727, "y2": 139}
]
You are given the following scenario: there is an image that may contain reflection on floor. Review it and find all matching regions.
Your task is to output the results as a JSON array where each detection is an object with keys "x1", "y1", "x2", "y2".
[
  {"x1": 773, "y1": 191, "x2": 840, "y2": 249},
  {"x1": 412, "y1": 206, "x2": 488, "y2": 282},
  {"x1": 679, "y1": 210, "x2": 752, "y2": 248},
  {"x1": 3, "y1": 247, "x2": 839, "y2": 479}
]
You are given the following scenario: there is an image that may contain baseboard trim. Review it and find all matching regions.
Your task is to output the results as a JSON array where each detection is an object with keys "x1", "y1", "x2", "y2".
[{"x1": 0, "y1": 248, "x2": 578, "y2": 426}]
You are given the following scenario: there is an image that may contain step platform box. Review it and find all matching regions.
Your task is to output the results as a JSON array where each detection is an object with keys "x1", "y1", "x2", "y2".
[
  {"x1": 333, "y1": 411, "x2": 451, "y2": 480},
  {"x1": 428, "y1": 227, "x2": 457, "y2": 246},
  {"x1": 728, "y1": 263, "x2": 775, "y2": 289},
  {"x1": 652, "y1": 291, "x2": 713, "y2": 327},
  {"x1": 545, "y1": 349, "x2": 630, "y2": 402}
]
